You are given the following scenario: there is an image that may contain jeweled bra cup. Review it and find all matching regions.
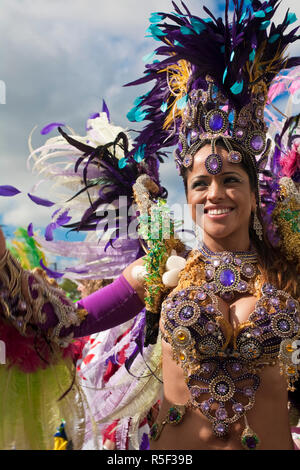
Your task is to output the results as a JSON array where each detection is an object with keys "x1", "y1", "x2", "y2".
[{"x1": 155, "y1": 252, "x2": 300, "y2": 449}]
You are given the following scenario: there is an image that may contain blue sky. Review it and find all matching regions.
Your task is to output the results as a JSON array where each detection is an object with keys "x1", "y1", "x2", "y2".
[{"x1": 0, "y1": 0, "x2": 299, "y2": 255}]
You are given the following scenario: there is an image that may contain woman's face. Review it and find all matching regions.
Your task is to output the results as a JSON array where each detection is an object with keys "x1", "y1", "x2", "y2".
[{"x1": 186, "y1": 144, "x2": 256, "y2": 248}]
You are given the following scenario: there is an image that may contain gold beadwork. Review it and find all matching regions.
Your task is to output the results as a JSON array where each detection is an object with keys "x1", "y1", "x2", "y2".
[{"x1": 0, "y1": 250, "x2": 86, "y2": 347}]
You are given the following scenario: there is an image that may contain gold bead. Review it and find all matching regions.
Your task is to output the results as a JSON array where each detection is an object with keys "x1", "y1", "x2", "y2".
[{"x1": 178, "y1": 333, "x2": 186, "y2": 341}]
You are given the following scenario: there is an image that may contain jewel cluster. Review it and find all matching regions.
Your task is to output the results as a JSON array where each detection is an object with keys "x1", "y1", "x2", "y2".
[{"x1": 175, "y1": 75, "x2": 268, "y2": 172}]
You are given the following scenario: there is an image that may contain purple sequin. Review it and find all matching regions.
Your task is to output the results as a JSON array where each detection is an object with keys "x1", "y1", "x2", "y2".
[
  {"x1": 219, "y1": 269, "x2": 236, "y2": 287},
  {"x1": 250, "y1": 134, "x2": 264, "y2": 152},
  {"x1": 209, "y1": 113, "x2": 224, "y2": 132}
]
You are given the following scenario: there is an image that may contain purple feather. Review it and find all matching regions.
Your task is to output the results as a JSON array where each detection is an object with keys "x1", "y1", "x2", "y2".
[
  {"x1": 140, "y1": 433, "x2": 150, "y2": 450},
  {"x1": 0, "y1": 185, "x2": 21, "y2": 196},
  {"x1": 39, "y1": 259, "x2": 64, "y2": 279},
  {"x1": 27, "y1": 223, "x2": 34, "y2": 237},
  {"x1": 40, "y1": 122, "x2": 65, "y2": 135},
  {"x1": 45, "y1": 222, "x2": 56, "y2": 241},
  {"x1": 102, "y1": 99, "x2": 110, "y2": 122},
  {"x1": 27, "y1": 193, "x2": 55, "y2": 207}
]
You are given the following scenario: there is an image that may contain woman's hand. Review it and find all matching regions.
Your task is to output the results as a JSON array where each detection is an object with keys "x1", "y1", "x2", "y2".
[
  {"x1": 0, "y1": 227, "x2": 6, "y2": 258},
  {"x1": 122, "y1": 256, "x2": 147, "y2": 304}
]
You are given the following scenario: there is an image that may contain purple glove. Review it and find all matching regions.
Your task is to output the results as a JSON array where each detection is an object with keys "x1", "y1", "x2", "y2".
[{"x1": 39, "y1": 274, "x2": 145, "y2": 338}]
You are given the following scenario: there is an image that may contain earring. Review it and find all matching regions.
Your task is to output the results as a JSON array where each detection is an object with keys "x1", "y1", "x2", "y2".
[{"x1": 253, "y1": 209, "x2": 263, "y2": 241}]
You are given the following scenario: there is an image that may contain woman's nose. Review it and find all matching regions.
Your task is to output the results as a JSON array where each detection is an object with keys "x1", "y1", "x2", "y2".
[{"x1": 207, "y1": 180, "x2": 225, "y2": 200}]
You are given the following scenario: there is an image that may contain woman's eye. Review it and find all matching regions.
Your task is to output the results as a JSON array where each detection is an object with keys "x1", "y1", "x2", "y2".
[
  {"x1": 224, "y1": 177, "x2": 240, "y2": 183},
  {"x1": 192, "y1": 181, "x2": 207, "y2": 189}
]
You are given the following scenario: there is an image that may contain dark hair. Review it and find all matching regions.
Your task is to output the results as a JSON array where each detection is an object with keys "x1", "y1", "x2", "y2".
[{"x1": 180, "y1": 139, "x2": 299, "y2": 300}]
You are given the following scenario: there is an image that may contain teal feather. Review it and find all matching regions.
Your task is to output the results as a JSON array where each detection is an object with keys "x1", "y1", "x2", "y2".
[
  {"x1": 118, "y1": 158, "x2": 128, "y2": 169},
  {"x1": 177, "y1": 95, "x2": 188, "y2": 109},
  {"x1": 149, "y1": 13, "x2": 164, "y2": 24},
  {"x1": 259, "y1": 20, "x2": 270, "y2": 30},
  {"x1": 268, "y1": 34, "x2": 280, "y2": 44},
  {"x1": 230, "y1": 80, "x2": 244, "y2": 95},
  {"x1": 249, "y1": 49, "x2": 256, "y2": 62},
  {"x1": 160, "y1": 102, "x2": 168, "y2": 113},
  {"x1": 254, "y1": 11, "x2": 265, "y2": 18},
  {"x1": 180, "y1": 26, "x2": 193, "y2": 35},
  {"x1": 287, "y1": 13, "x2": 297, "y2": 25},
  {"x1": 143, "y1": 51, "x2": 157, "y2": 63}
]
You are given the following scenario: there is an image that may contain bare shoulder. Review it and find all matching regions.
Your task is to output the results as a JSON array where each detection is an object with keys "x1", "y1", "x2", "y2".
[{"x1": 122, "y1": 256, "x2": 147, "y2": 303}]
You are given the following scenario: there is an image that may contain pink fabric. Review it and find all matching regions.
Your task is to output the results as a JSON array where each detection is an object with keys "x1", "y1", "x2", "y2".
[{"x1": 39, "y1": 274, "x2": 145, "y2": 338}]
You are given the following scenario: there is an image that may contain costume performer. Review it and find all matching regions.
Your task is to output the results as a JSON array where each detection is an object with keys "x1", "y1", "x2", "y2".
[{"x1": 0, "y1": 0, "x2": 300, "y2": 450}]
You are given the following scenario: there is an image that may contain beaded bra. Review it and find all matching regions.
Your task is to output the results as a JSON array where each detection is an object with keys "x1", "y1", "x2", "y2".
[{"x1": 155, "y1": 249, "x2": 300, "y2": 449}]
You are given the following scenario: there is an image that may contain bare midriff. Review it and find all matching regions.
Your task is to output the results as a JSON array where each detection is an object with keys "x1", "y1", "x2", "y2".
[{"x1": 150, "y1": 293, "x2": 295, "y2": 450}]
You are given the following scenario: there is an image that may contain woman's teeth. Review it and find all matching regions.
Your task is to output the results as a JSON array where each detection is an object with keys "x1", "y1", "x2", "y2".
[{"x1": 207, "y1": 208, "x2": 232, "y2": 215}]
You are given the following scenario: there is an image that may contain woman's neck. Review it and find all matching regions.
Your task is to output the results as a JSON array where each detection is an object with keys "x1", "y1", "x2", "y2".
[{"x1": 201, "y1": 235, "x2": 252, "y2": 253}]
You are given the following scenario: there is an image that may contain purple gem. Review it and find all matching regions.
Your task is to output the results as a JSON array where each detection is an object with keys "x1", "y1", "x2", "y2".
[
  {"x1": 235, "y1": 128, "x2": 244, "y2": 139},
  {"x1": 205, "y1": 154, "x2": 222, "y2": 174},
  {"x1": 278, "y1": 319, "x2": 290, "y2": 332},
  {"x1": 167, "y1": 311, "x2": 175, "y2": 320},
  {"x1": 204, "y1": 283, "x2": 214, "y2": 291},
  {"x1": 229, "y1": 152, "x2": 242, "y2": 163},
  {"x1": 190, "y1": 386, "x2": 201, "y2": 398},
  {"x1": 201, "y1": 401, "x2": 210, "y2": 412},
  {"x1": 237, "y1": 281, "x2": 247, "y2": 291},
  {"x1": 252, "y1": 327, "x2": 262, "y2": 337},
  {"x1": 219, "y1": 269, "x2": 235, "y2": 287},
  {"x1": 169, "y1": 409, "x2": 179, "y2": 422},
  {"x1": 196, "y1": 291, "x2": 207, "y2": 301},
  {"x1": 243, "y1": 387, "x2": 254, "y2": 397},
  {"x1": 215, "y1": 423, "x2": 226, "y2": 434},
  {"x1": 191, "y1": 130, "x2": 198, "y2": 139},
  {"x1": 216, "y1": 382, "x2": 228, "y2": 395},
  {"x1": 205, "y1": 268, "x2": 214, "y2": 280},
  {"x1": 270, "y1": 297, "x2": 280, "y2": 306},
  {"x1": 234, "y1": 257, "x2": 242, "y2": 266},
  {"x1": 250, "y1": 134, "x2": 264, "y2": 152},
  {"x1": 221, "y1": 254, "x2": 232, "y2": 264},
  {"x1": 262, "y1": 283, "x2": 276, "y2": 295},
  {"x1": 245, "y1": 436, "x2": 258, "y2": 449},
  {"x1": 206, "y1": 304, "x2": 215, "y2": 314},
  {"x1": 232, "y1": 403, "x2": 244, "y2": 413},
  {"x1": 287, "y1": 299, "x2": 297, "y2": 311},
  {"x1": 216, "y1": 408, "x2": 228, "y2": 420},
  {"x1": 209, "y1": 113, "x2": 224, "y2": 132},
  {"x1": 242, "y1": 264, "x2": 254, "y2": 276},
  {"x1": 179, "y1": 305, "x2": 194, "y2": 320},
  {"x1": 256, "y1": 306, "x2": 266, "y2": 317},
  {"x1": 202, "y1": 362, "x2": 212, "y2": 373},
  {"x1": 232, "y1": 362, "x2": 242, "y2": 372},
  {"x1": 205, "y1": 322, "x2": 216, "y2": 333}
]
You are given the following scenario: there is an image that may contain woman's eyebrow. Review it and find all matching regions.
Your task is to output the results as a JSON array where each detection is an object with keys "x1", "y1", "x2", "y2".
[{"x1": 191, "y1": 171, "x2": 242, "y2": 181}]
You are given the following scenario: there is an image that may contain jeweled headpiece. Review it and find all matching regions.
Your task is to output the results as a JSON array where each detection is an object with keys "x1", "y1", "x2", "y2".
[{"x1": 125, "y1": 0, "x2": 300, "y2": 184}]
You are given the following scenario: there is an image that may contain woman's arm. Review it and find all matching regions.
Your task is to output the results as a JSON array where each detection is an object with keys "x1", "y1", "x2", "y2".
[{"x1": 0, "y1": 228, "x2": 146, "y2": 346}]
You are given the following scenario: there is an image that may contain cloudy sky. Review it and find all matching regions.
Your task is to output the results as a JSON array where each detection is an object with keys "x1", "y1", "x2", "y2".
[{"x1": 0, "y1": 0, "x2": 299, "y2": 247}]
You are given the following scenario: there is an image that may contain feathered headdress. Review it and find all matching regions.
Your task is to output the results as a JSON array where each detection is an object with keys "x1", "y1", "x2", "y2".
[{"x1": 125, "y1": 0, "x2": 299, "y2": 182}]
